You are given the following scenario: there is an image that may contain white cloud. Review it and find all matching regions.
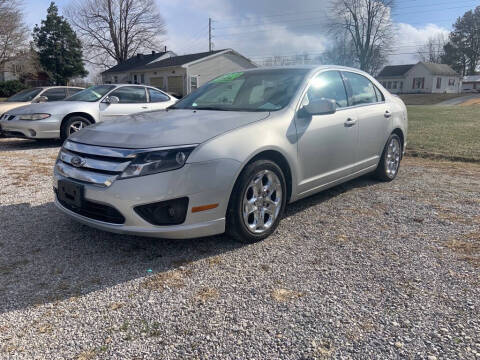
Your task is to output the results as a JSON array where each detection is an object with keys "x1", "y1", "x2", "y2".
[{"x1": 389, "y1": 23, "x2": 450, "y2": 65}]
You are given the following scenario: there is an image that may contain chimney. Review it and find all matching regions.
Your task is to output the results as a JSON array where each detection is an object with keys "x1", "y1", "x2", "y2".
[
  {"x1": 164, "y1": 45, "x2": 167, "y2": 52},
  {"x1": 152, "y1": 50, "x2": 156, "y2": 55}
]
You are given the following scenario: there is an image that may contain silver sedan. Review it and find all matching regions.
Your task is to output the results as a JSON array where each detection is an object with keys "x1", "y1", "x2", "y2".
[
  {"x1": 53, "y1": 66, "x2": 407, "y2": 243},
  {"x1": 0, "y1": 84, "x2": 176, "y2": 140}
]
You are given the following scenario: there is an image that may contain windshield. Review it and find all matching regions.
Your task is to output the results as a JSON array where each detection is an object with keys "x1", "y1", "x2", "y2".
[
  {"x1": 7, "y1": 88, "x2": 43, "y2": 102},
  {"x1": 171, "y1": 69, "x2": 309, "y2": 112},
  {"x1": 65, "y1": 85, "x2": 116, "y2": 102}
]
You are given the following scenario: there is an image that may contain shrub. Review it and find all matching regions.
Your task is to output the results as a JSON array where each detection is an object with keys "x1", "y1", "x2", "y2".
[{"x1": 0, "y1": 80, "x2": 27, "y2": 97}]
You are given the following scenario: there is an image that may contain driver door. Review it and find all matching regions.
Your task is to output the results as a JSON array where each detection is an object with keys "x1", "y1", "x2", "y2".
[
  {"x1": 295, "y1": 70, "x2": 359, "y2": 195},
  {"x1": 99, "y1": 86, "x2": 149, "y2": 122}
]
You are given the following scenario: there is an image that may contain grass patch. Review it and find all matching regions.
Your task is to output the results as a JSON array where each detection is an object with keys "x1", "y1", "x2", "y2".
[
  {"x1": 271, "y1": 288, "x2": 303, "y2": 302},
  {"x1": 0, "y1": 98, "x2": 6, "y2": 102},
  {"x1": 399, "y1": 93, "x2": 465, "y2": 105},
  {"x1": 194, "y1": 287, "x2": 219, "y2": 303},
  {"x1": 407, "y1": 106, "x2": 480, "y2": 161},
  {"x1": 446, "y1": 232, "x2": 480, "y2": 267}
]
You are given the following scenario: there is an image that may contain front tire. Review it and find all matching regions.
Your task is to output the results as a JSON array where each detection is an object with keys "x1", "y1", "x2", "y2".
[
  {"x1": 374, "y1": 133, "x2": 402, "y2": 182},
  {"x1": 60, "y1": 116, "x2": 91, "y2": 141},
  {"x1": 227, "y1": 160, "x2": 287, "y2": 243}
]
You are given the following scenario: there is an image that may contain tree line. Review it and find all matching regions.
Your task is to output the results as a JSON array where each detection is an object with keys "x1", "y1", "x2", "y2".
[{"x1": 0, "y1": 0, "x2": 166, "y2": 85}]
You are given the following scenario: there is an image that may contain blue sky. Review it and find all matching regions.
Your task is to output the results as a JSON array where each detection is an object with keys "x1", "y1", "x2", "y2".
[{"x1": 22, "y1": 0, "x2": 479, "y2": 68}]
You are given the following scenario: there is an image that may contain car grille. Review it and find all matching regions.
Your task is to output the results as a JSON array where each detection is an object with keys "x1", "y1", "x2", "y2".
[{"x1": 55, "y1": 140, "x2": 135, "y2": 187}]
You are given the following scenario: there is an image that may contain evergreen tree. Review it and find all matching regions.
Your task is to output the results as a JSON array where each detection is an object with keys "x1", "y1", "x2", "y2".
[{"x1": 33, "y1": 2, "x2": 87, "y2": 85}]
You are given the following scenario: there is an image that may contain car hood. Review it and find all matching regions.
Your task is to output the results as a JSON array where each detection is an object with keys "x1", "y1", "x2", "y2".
[
  {"x1": 69, "y1": 109, "x2": 270, "y2": 148},
  {"x1": 0, "y1": 102, "x2": 30, "y2": 114},
  {"x1": 7, "y1": 101, "x2": 91, "y2": 115}
]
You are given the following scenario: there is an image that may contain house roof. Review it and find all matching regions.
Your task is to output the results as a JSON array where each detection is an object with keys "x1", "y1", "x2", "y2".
[
  {"x1": 103, "y1": 51, "x2": 168, "y2": 74},
  {"x1": 377, "y1": 64, "x2": 415, "y2": 77},
  {"x1": 142, "y1": 50, "x2": 226, "y2": 70},
  {"x1": 420, "y1": 62, "x2": 459, "y2": 76},
  {"x1": 377, "y1": 62, "x2": 459, "y2": 78}
]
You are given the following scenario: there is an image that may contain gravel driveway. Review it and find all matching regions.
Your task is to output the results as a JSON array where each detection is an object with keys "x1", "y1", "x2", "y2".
[{"x1": 0, "y1": 138, "x2": 479, "y2": 359}]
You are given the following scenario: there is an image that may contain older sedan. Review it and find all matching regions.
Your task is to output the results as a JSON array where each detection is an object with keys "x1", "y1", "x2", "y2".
[
  {"x1": 0, "y1": 84, "x2": 176, "y2": 140},
  {"x1": 53, "y1": 66, "x2": 407, "y2": 243}
]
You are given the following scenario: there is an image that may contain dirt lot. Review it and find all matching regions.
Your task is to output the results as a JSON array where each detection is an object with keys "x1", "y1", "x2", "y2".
[{"x1": 0, "y1": 138, "x2": 479, "y2": 359}]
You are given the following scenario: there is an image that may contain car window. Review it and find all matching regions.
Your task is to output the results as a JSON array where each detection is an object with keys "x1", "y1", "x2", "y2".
[
  {"x1": 303, "y1": 71, "x2": 348, "y2": 108},
  {"x1": 147, "y1": 88, "x2": 170, "y2": 103},
  {"x1": 42, "y1": 88, "x2": 67, "y2": 101},
  {"x1": 68, "y1": 88, "x2": 83, "y2": 96},
  {"x1": 374, "y1": 85, "x2": 385, "y2": 102},
  {"x1": 343, "y1": 72, "x2": 377, "y2": 106},
  {"x1": 6, "y1": 88, "x2": 42, "y2": 102},
  {"x1": 66, "y1": 85, "x2": 115, "y2": 102},
  {"x1": 109, "y1": 86, "x2": 147, "y2": 103}
]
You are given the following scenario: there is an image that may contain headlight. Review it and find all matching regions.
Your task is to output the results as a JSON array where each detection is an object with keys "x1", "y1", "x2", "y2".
[
  {"x1": 19, "y1": 113, "x2": 51, "y2": 120},
  {"x1": 120, "y1": 146, "x2": 196, "y2": 178}
]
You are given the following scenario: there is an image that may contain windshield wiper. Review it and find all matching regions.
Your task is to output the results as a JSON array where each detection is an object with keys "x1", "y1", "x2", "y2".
[{"x1": 190, "y1": 106, "x2": 230, "y2": 111}]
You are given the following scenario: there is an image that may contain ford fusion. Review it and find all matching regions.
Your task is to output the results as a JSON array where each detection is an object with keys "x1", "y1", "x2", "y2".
[{"x1": 54, "y1": 66, "x2": 407, "y2": 243}]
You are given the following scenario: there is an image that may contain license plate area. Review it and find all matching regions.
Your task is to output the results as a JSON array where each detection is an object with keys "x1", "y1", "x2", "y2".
[{"x1": 58, "y1": 180, "x2": 84, "y2": 208}]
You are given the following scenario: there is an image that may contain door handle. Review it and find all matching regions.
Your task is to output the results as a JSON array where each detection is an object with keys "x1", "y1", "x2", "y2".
[
  {"x1": 344, "y1": 118, "x2": 357, "y2": 127},
  {"x1": 384, "y1": 110, "x2": 392, "y2": 118},
  {"x1": 141, "y1": 106, "x2": 148, "y2": 109}
]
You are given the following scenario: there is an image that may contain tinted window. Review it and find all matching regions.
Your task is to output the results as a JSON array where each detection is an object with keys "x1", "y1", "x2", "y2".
[
  {"x1": 148, "y1": 88, "x2": 169, "y2": 102},
  {"x1": 6, "y1": 88, "x2": 42, "y2": 102},
  {"x1": 171, "y1": 69, "x2": 309, "y2": 112},
  {"x1": 109, "y1": 86, "x2": 147, "y2": 103},
  {"x1": 343, "y1": 72, "x2": 378, "y2": 106},
  {"x1": 304, "y1": 71, "x2": 348, "y2": 108},
  {"x1": 42, "y1": 88, "x2": 67, "y2": 101},
  {"x1": 68, "y1": 88, "x2": 83, "y2": 96},
  {"x1": 66, "y1": 85, "x2": 115, "y2": 102}
]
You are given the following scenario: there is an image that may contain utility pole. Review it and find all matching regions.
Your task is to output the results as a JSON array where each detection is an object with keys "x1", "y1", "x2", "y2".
[{"x1": 209, "y1": 18, "x2": 212, "y2": 52}]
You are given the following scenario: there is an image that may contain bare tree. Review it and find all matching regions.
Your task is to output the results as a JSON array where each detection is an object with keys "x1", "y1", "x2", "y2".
[
  {"x1": 0, "y1": 0, "x2": 28, "y2": 69},
  {"x1": 416, "y1": 33, "x2": 447, "y2": 63},
  {"x1": 66, "y1": 0, "x2": 166, "y2": 68},
  {"x1": 329, "y1": 0, "x2": 394, "y2": 74}
]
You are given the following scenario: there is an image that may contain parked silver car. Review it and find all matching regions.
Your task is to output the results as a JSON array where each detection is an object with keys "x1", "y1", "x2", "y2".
[
  {"x1": 53, "y1": 66, "x2": 407, "y2": 243},
  {"x1": 0, "y1": 84, "x2": 176, "y2": 140}
]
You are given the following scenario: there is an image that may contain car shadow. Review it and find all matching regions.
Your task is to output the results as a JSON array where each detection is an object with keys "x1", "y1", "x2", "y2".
[
  {"x1": 0, "y1": 138, "x2": 62, "y2": 152},
  {"x1": 0, "y1": 174, "x2": 379, "y2": 315}
]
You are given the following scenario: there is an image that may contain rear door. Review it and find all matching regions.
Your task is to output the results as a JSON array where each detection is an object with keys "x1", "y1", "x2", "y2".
[
  {"x1": 42, "y1": 87, "x2": 67, "y2": 101},
  {"x1": 99, "y1": 86, "x2": 149, "y2": 121},
  {"x1": 342, "y1": 71, "x2": 391, "y2": 168},
  {"x1": 295, "y1": 70, "x2": 359, "y2": 195}
]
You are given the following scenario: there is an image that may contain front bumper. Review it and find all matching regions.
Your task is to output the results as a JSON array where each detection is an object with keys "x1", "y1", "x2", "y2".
[
  {"x1": 0, "y1": 115, "x2": 61, "y2": 139},
  {"x1": 53, "y1": 158, "x2": 241, "y2": 239}
]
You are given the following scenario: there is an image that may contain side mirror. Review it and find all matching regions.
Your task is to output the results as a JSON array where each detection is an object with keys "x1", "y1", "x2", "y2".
[
  {"x1": 104, "y1": 95, "x2": 120, "y2": 104},
  {"x1": 299, "y1": 98, "x2": 336, "y2": 117},
  {"x1": 34, "y1": 96, "x2": 48, "y2": 103}
]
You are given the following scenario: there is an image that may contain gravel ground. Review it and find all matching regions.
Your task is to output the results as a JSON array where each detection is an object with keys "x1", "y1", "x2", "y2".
[{"x1": 0, "y1": 137, "x2": 479, "y2": 359}]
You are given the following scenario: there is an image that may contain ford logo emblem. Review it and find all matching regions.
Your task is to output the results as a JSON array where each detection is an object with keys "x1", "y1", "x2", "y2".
[{"x1": 70, "y1": 156, "x2": 86, "y2": 168}]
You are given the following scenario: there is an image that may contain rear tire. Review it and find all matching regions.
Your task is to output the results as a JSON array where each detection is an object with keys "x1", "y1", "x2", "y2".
[
  {"x1": 60, "y1": 116, "x2": 91, "y2": 141},
  {"x1": 374, "y1": 133, "x2": 402, "y2": 182},
  {"x1": 226, "y1": 160, "x2": 287, "y2": 243}
]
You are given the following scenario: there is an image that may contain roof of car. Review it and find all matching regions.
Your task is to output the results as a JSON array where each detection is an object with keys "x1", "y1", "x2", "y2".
[{"x1": 40, "y1": 86, "x2": 84, "y2": 89}]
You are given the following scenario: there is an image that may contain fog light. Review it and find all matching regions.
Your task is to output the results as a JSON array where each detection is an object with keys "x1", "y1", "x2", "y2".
[{"x1": 135, "y1": 197, "x2": 189, "y2": 225}]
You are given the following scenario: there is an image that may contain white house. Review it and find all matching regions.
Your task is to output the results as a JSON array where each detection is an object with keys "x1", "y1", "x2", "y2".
[
  {"x1": 461, "y1": 75, "x2": 480, "y2": 92},
  {"x1": 377, "y1": 62, "x2": 461, "y2": 94},
  {"x1": 102, "y1": 49, "x2": 257, "y2": 97}
]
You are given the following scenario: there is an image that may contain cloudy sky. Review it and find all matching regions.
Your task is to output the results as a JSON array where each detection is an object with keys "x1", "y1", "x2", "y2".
[{"x1": 24, "y1": 0, "x2": 478, "y2": 67}]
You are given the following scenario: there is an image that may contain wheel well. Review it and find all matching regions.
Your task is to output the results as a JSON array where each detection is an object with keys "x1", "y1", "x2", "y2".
[
  {"x1": 247, "y1": 150, "x2": 293, "y2": 202},
  {"x1": 392, "y1": 128, "x2": 404, "y2": 151},
  {"x1": 62, "y1": 112, "x2": 95, "y2": 127}
]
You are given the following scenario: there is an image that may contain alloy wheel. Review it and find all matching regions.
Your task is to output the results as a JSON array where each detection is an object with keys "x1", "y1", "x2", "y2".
[
  {"x1": 69, "y1": 120, "x2": 86, "y2": 135},
  {"x1": 242, "y1": 169, "x2": 282, "y2": 234},
  {"x1": 385, "y1": 137, "x2": 401, "y2": 178}
]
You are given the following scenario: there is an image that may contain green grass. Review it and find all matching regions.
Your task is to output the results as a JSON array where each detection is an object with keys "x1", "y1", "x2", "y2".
[
  {"x1": 0, "y1": 98, "x2": 6, "y2": 102},
  {"x1": 399, "y1": 93, "x2": 465, "y2": 105},
  {"x1": 407, "y1": 105, "x2": 480, "y2": 161}
]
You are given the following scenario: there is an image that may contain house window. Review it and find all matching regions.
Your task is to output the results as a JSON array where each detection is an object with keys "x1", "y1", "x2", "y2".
[
  {"x1": 140, "y1": 74, "x2": 145, "y2": 84},
  {"x1": 400, "y1": 81, "x2": 403, "y2": 90},
  {"x1": 190, "y1": 76, "x2": 198, "y2": 91},
  {"x1": 413, "y1": 77, "x2": 424, "y2": 89},
  {"x1": 113, "y1": 75, "x2": 118, "y2": 83},
  {"x1": 392, "y1": 81, "x2": 397, "y2": 89},
  {"x1": 448, "y1": 78, "x2": 455, "y2": 86},
  {"x1": 436, "y1": 77, "x2": 442, "y2": 89},
  {"x1": 133, "y1": 74, "x2": 138, "y2": 84},
  {"x1": 387, "y1": 81, "x2": 392, "y2": 89}
]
